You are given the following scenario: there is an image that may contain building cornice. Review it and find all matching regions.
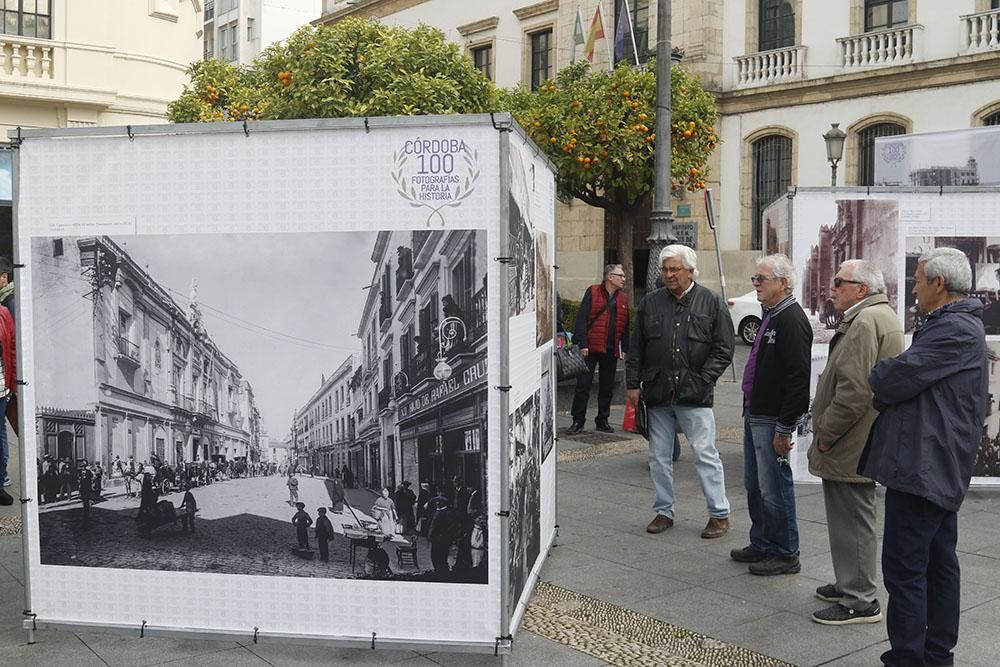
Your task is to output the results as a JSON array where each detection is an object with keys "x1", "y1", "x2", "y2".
[
  {"x1": 718, "y1": 51, "x2": 1000, "y2": 116},
  {"x1": 314, "y1": 0, "x2": 431, "y2": 25},
  {"x1": 457, "y1": 17, "x2": 500, "y2": 37},
  {"x1": 513, "y1": 0, "x2": 558, "y2": 21}
]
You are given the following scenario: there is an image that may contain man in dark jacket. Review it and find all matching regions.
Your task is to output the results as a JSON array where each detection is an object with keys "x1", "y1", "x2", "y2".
[
  {"x1": 569, "y1": 264, "x2": 630, "y2": 434},
  {"x1": 859, "y1": 247, "x2": 988, "y2": 667},
  {"x1": 730, "y1": 255, "x2": 812, "y2": 576},
  {"x1": 626, "y1": 245, "x2": 734, "y2": 538}
]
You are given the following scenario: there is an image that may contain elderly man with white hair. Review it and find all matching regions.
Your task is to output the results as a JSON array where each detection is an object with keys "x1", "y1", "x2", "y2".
[
  {"x1": 730, "y1": 254, "x2": 812, "y2": 576},
  {"x1": 626, "y1": 244, "x2": 734, "y2": 539},
  {"x1": 860, "y1": 247, "x2": 988, "y2": 667},
  {"x1": 808, "y1": 259, "x2": 903, "y2": 626}
]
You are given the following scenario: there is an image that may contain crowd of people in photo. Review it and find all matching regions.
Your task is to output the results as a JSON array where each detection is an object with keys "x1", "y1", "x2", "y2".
[{"x1": 284, "y1": 466, "x2": 487, "y2": 581}]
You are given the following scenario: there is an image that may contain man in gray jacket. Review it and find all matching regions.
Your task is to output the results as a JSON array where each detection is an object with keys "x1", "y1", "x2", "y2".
[
  {"x1": 808, "y1": 260, "x2": 903, "y2": 625},
  {"x1": 626, "y1": 245, "x2": 734, "y2": 539},
  {"x1": 859, "y1": 247, "x2": 988, "y2": 667}
]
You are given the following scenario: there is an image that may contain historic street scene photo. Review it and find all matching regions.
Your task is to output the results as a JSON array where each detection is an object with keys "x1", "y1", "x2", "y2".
[
  {"x1": 798, "y1": 199, "x2": 899, "y2": 342},
  {"x1": 905, "y1": 236, "x2": 1000, "y2": 334},
  {"x1": 31, "y1": 230, "x2": 489, "y2": 583},
  {"x1": 507, "y1": 390, "x2": 541, "y2": 614}
]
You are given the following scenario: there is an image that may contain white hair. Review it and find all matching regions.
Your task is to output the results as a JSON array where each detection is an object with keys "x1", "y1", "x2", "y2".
[
  {"x1": 841, "y1": 259, "x2": 886, "y2": 294},
  {"x1": 919, "y1": 247, "x2": 972, "y2": 295},
  {"x1": 756, "y1": 254, "x2": 796, "y2": 292},
  {"x1": 659, "y1": 244, "x2": 698, "y2": 279}
]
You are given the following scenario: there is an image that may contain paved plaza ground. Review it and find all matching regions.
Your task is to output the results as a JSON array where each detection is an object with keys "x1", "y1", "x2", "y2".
[{"x1": 2, "y1": 345, "x2": 1000, "y2": 665}]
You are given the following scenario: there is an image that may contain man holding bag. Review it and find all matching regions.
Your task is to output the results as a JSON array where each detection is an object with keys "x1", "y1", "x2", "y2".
[{"x1": 568, "y1": 264, "x2": 629, "y2": 434}]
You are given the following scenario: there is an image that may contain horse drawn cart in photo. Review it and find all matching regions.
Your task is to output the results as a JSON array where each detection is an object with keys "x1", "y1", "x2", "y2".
[{"x1": 136, "y1": 500, "x2": 198, "y2": 537}]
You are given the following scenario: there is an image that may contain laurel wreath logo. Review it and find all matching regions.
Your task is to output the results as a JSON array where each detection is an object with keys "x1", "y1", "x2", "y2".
[{"x1": 392, "y1": 145, "x2": 480, "y2": 226}]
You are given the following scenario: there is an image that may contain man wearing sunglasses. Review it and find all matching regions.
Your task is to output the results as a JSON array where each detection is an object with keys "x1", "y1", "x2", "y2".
[
  {"x1": 808, "y1": 260, "x2": 903, "y2": 626},
  {"x1": 731, "y1": 254, "x2": 811, "y2": 575}
]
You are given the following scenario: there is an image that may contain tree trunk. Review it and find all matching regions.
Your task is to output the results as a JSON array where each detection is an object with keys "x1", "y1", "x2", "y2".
[{"x1": 616, "y1": 211, "x2": 635, "y2": 305}]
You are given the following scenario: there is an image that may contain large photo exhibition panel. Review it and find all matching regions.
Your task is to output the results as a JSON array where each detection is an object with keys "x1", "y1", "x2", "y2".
[
  {"x1": 16, "y1": 122, "x2": 512, "y2": 644},
  {"x1": 785, "y1": 190, "x2": 1000, "y2": 485},
  {"x1": 504, "y1": 132, "x2": 557, "y2": 631}
]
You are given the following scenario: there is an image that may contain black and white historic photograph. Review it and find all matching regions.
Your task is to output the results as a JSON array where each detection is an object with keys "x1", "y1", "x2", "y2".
[
  {"x1": 508, "y1": 145, "x2": 536, "y2": 319},
  {"x1": 975, "y1": 342, "x2": 1000, "y2": 477},
  {"x1": 508, "y1": 390, "x2": 540, "y2": 615},
  {"x1": 904, "y1": 236, "x2": 1000, "y2": 334},
  {"x1": 539, "y1": 357, "x2": 554, "y2": 462},
  {"x1": 32, "y1": 230, "x2": 489, "y2": 583},
  {"x1": 797, "y1": 199, "x2": 899, "y2": 343},
  {"x1": 874, "y1": 128, "x2": 1000, "y2": 186},
  {"x1": 535, "y1": 231, "x2": 553, "y2": 347}
]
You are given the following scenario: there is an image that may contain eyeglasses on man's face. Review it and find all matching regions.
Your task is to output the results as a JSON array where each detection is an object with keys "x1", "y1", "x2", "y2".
[
  {"x1": 609, "y1": 273, "x2": 626, "y2": 279},
  {"x1": 750, "y1": 274, "x2": 775, "y2": 284},
  {"x1": 832, "y1": 276, "x2": 863, "y2": 288}
]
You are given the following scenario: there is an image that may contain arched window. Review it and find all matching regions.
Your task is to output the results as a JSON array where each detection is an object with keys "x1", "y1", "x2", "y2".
[
  {"x1": 984, "y1": 110, "x2": 1000, "y2": 126},
  {"x1": 857, "y1": 122, "x2": 906, "y2": 185},
  {"x1": 759, "y1": 0, "x2": 794, "y2": 51},
  {"x1": 752, "y1": 134, "x2": 792, "y2": 250}
]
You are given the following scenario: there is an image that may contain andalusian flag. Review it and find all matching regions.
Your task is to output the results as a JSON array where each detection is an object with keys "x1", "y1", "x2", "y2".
[
  {"x1": 572, "y1": 7, "x2": 586, "y2": 61},
  {"x1": 584, "y1": 4, "x2": 606, "y2": 64}
]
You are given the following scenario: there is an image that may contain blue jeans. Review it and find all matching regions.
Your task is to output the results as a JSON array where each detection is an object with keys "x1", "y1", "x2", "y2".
[
  {"x1": 0, "y1": 394, "x2": 8, "y2": 485},
  {"x1": 743, "y1": 414, "x2": 799, "y2": 558},
  {"x1": 881, "y1": 489, "x2": 960, "y2": 667},
  {"x1": 647, "y1": 405, "x2": 729, "y2": 520}
]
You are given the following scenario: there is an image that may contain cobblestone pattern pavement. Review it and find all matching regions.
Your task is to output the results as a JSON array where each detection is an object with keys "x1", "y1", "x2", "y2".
[{"x1": 525, "y1": 581, "x2": 793, "y2": 667}]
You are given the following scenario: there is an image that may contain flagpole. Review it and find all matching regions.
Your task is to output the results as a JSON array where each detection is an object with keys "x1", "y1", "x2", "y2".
[{"x1": 623, "y1": 0, "x2": 640, "y2": 64}]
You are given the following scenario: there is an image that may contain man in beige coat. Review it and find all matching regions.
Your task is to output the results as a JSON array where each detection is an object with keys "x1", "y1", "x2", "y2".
[{"x1": 808, "y1": 260, "x2": 904, "y2": 626}]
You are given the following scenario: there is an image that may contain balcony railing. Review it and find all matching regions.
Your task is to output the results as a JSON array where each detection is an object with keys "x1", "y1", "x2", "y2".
[
  {"x1": 0, "y1": 36, "x2": 53, "y2": 79},
  {"x1": 734, "y1": 45, "x2": 807, "y2": 89},
  {"x1": 115, "y1": 335, "x2": 141, "y2": 366},
  {"x1": 962, "y1": 9, "x2": 1000, "y2": 54},
  {"x1": 471, "y1": 285, "x2": 488, "y2": 342},
  {"x1": 183, "y1": 395, "x2": 195, "y2": 412},
  {"x1": 837, "y1": 24, "x2": 922, "y2": 70}
]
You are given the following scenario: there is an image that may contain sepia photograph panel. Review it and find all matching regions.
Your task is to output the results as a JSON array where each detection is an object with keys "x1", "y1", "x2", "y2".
[
  {"x1": 507, "y1": 390, "x2": 540, "y2": 615},
  {"x1": 32, "y1": 230, "x2": 489, "y2": 583}
]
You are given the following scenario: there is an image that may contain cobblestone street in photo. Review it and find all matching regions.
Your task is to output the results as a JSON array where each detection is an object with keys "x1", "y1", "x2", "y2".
[{"x1": 38, "y1": 476, "x2": 430, "y2": 578}]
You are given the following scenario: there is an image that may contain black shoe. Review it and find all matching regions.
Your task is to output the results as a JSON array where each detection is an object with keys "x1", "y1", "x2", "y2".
[
  {"x1": 730, "y1": 545, "x2": 767, "y2": 563},
  {"x1": 748, "y1": 555, "x2": 801, "y2": 576},
  {"x1": 567, "y1": 421, "x2": 584, "y2": 434},
  {"x1": 815, "y1": 584, "x2": 844, "y2": 603},
  {"x1": 812, "y1": 600, "x2": 882, "y2": 625},
  {"x1": 0, "y1": 488, "x2": 12, "y2": 506},
  {"x1": 595, "y1": 421, "x2": 614, "y2": 433}
]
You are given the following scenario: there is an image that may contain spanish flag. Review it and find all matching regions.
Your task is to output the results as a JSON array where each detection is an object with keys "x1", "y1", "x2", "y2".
[{"x1": 584, "y1": 4, "x2": 606, "y2": 63}]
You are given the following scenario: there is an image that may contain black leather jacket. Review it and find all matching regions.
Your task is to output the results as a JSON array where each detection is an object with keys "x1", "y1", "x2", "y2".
[{"x1": 626, "y1": 284, "x2": 734, "y2": 407}]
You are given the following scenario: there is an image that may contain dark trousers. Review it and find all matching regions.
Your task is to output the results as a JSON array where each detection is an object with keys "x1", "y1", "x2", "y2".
[
  {"x1": 881, "y1": 489, "x2": 960, "y2": 667},
  {"x1": 571, "y1": 352, "x2": 618, "y2": 425},
  {"x1": 296, "y1": 526, "x2": 310, "y2": 549},
  {"x1": 318, "y1": 536, "x2": 329, "y2": 561}
]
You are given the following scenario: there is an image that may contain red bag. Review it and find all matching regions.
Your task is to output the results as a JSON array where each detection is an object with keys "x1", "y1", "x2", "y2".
[{"x1": 623, "y1": 402, "x2": 639, "y2": 433}]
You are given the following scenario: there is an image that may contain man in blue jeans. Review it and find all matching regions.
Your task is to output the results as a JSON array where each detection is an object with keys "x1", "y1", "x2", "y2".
[
  {"x1": 859, "y1": 247, "x2": 987, "y2": 667},
  {"x1": 626, "y1": 245, "x2": 733, "y2": 539},
  {"x1": 731, "y1": 254, "x2": 812, "y2": 575}
]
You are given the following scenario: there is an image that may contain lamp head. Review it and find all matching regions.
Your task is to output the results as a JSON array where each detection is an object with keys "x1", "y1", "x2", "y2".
[{"x1": 823, "y1": 122, "x2": 847, "y2": 164}]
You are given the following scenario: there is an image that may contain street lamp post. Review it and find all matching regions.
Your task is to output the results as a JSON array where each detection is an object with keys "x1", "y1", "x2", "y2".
[
  {"x1": 646, "y1": 0, "x2": 684, "y2": 289},
  {"x1": 433, "y1": 316, "x2": 467, "y2": 381},
  {"x1": 823, "y1": 122, "x2": 847, "y2": 187}
]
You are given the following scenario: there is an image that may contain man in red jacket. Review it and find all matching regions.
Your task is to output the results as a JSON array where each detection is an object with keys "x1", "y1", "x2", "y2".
[
  {"x1": 568, "y1": 265, "x2": 629, "y2": 434},
  {"x1": 0, "y1": 301, "x2": 14, "y2": 506}
]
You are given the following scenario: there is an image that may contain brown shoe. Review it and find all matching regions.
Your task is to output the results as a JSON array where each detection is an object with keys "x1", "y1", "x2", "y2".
[
  {"x1": 646, "y1": 514, "x2": 673, "y2": 533},
  {"x1": 701, "y1": 517, "x2": 729, "y2": 539}
]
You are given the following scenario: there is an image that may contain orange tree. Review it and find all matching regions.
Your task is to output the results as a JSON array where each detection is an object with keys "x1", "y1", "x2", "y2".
[
  {"x1": 502, "y1": 60, "x2": 718, "y2": 295},
  {"x1": 168, "y1": 18, "x2": 495, "y2": 123}
]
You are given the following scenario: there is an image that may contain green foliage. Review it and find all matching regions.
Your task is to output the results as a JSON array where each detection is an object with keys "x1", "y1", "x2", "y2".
[
  {"x1": 168, "y1": 18, "x2": 496, "y2": 123},
  {"x1": 501, "y1": 59, "x2": 719, "y2": 212}
]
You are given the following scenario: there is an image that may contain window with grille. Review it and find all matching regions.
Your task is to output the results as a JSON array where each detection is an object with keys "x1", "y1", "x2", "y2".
[
  {"x1": 857, "y1": 122, "x2": 906, "y2": 186},
  {"x1": 994, "y1": 0, "x2": 1000, "y2": 10},
  {"x1": 1, "y1": 0, "x2": 51, "y2": 39},
  {"x1": 759, "y1": 0, "x2": 794, "y2": 51},
  {"x1": 865, "y1": 0, "x2": 908, "y2": 31},
  {"x1": 751, "y1": 135, "x2": 792, "y2": 251},
  {"x1": 985, "y1": 110, "x2": 1000, "y2": 126},
  {"x1": 614, "y1": 0, "x2": 650, "y2": 64},
  {"x1": 529, "y1": 30, "x2": 551, "y2": 91},
  {"x1": 472, "y1": 44, "x2": 492, "y2": 81}
]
